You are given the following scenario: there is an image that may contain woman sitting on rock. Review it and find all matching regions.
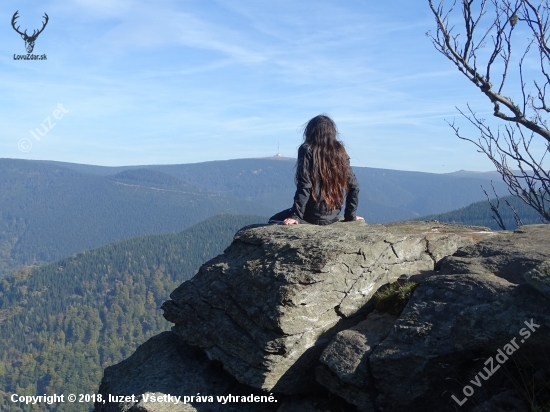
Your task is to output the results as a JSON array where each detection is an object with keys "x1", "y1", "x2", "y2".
[{"x1": 269, "y1": 114, "x2": 363, "y2": 225}]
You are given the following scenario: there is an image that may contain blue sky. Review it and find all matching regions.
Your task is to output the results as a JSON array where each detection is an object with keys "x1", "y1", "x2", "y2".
[{"x1": 0, "y1": 0, "x2": 545, "y2": 172}]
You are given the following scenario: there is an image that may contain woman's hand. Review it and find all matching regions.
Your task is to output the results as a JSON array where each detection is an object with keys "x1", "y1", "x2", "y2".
[{"x1": 283, "y1": 218, "x2": 299, "y2": 225}]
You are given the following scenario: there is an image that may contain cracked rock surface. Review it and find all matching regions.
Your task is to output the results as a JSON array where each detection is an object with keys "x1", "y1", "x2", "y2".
[
  {"x1": 96, "y1": 223, "x2": 550, "y2": 412},
  {"x1": 162, "y1": 221, "x2": 491, "y2": 393},
  {"x1": 316, "y1": 311, "x2": 396, "y2": 411},
  {"x1": 368, "y1": 224, "x2": 550, "y2": 411}
]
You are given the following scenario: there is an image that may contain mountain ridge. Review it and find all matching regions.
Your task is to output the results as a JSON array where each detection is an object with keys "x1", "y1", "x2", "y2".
[
  {"x1": 0, "y1": 157, "x2": 511, "y2": 278},
  {"x1": 0, "y1": 159, "x2": 276, "y2": 278}
]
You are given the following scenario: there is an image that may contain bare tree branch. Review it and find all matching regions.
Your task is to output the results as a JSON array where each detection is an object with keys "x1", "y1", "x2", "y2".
[
  {"x1": 482, "y1": 183, "x2": 507, "y2": 229},
  {"x1": 504, "y1": 197, "x2": 524, "y2": 226},
  {"x1": 428, "y1": 0, "x2": 550, "y2": 223}
]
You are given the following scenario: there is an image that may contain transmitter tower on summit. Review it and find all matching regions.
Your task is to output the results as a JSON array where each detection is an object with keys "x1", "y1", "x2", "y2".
[{"x1": 275, "y1": 141, "x2": 282, "y2": 157}]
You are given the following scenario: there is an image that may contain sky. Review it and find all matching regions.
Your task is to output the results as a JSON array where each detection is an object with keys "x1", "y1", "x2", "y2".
[{"x1": 1, "y1": 0, "x2": 548, "y2": 172}]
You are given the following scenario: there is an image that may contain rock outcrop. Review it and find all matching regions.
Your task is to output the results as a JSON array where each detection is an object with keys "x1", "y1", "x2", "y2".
[
  {"x1": 96, "y1": 222, "x2": 550, "y2": 412},
  {"x1": 162, "y1": 221, "x2": 488, "y2": 393}
]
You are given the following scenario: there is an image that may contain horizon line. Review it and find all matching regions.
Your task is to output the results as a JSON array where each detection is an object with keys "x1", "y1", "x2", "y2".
[{"x1": 0, "y1": 157, "x2": 500, "y2": 175}]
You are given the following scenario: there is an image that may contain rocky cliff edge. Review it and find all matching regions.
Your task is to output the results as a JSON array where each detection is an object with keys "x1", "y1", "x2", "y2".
[{"x1": 95, "y1": 221, "x2": 550, "y2": 412}]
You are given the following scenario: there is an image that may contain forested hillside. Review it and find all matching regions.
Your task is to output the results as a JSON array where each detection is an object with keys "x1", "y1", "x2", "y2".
[
  {"x1": 0, "y1": 159, "x2": 276, "y2": 278},
  {"x1": 0, "y1": 214, "x2": 266, "y2": 412},
  {"x1": 416, "y1": 195, "x2": 544, "y2": 230}
]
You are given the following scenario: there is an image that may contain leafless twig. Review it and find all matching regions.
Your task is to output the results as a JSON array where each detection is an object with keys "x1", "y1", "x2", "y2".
[{"x1": 428, "y1": 0, "x2": 550, "y2": 223}]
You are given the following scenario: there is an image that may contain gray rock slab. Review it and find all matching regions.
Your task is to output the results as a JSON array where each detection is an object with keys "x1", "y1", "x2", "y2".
[
  {"x1": 316, "y1": 311, "x2": 396, "y2": 410},
  {"x1": 440, "y1": 224, "x2": 550, "y2": 283},
  {"x1": 370, "y1": 234, "x2": 550, "y2": 412},
  {"x1": 95, "y1": 332, "x2": 278, "y2": 412},
  {"x1": 315, "y1": 366, "x2": 374, "y2": 412},
  {"x1": 162, "y1": 221, "x2": 493, "y2": 393},
  {"x1": 367, "y1": 224, "x2": 550, "y2": 411}
]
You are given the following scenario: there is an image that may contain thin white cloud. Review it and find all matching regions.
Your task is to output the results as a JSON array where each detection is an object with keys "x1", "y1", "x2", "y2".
[{"x1": 1, "y1": 0, "x2": 524, "y2": 172}]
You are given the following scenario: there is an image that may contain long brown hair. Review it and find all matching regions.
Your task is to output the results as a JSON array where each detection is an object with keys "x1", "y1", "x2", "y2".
[{"x1": 295, "y1": 115, "x2": 350, "y2": 210}]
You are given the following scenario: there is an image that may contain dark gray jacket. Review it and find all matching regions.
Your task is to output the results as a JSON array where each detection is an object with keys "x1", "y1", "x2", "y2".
[{"x1": 290, "y1": 145, "x2": 360, "y2": 224}]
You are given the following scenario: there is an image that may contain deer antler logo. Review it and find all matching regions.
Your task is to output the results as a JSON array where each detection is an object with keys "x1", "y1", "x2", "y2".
[{"x1": 12, "y1": 11, "x2": 49, "y2": 54}]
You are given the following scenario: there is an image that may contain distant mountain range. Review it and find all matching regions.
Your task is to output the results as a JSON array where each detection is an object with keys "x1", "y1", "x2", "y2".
[
  {"x1": 0, "y1": 157, "x2": 511, "y2": 277},
  {"x1": 0, "y1": 159, "x2": 276, "y2": 278},
  {"x1": 35, "y1": 158, "x2": 511, "y2": 220}
]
